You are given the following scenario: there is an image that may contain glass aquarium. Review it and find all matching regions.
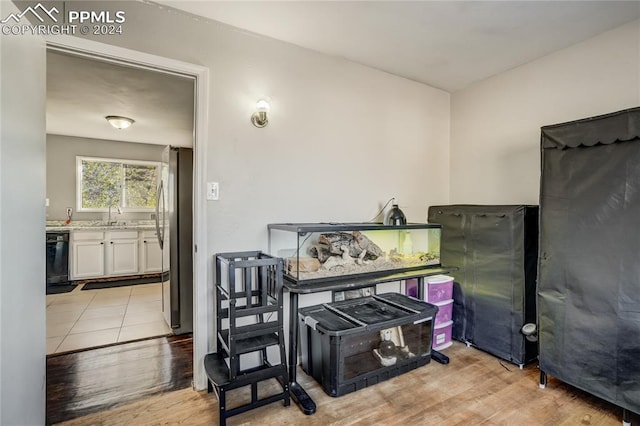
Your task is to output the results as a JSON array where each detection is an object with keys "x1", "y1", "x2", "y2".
[{"x1": 267, "y1": 223, "x2": 441, "y2": 284}]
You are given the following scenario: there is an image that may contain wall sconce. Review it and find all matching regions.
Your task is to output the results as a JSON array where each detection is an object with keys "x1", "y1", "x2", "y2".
[
  {"x1": 251, "y1": 99, "x2": 270, "y2": 128},
  {"x1": 105, "y1": 115, "x2": 135, "y2": 130}
]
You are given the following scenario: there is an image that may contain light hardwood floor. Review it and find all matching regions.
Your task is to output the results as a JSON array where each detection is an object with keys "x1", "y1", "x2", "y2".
[{"x1": 54, "y1": 341, "x2": 637, "y2": 425}]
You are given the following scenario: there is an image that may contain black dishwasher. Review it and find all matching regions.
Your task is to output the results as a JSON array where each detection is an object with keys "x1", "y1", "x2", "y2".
[{"x1": 46, "y1": 231, "x2": 70, "y2": 285}]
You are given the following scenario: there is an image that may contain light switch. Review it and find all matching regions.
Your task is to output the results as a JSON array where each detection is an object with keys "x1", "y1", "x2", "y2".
[{"x1": 207, "y1": 182, "x2": 219, "y2": 201}]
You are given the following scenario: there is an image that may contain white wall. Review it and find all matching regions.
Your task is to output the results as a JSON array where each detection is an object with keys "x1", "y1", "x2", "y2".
[
  {"x1": 450, "y1": 19, "x2": 640, "y2": 204},
  {"x1": 0, "y1": 1, "x2": 47, "y2": 424},
  {"x1": 74, "y1": 0, "x2": 450, "y2": 388},
  {"x1": 79, "y1": 1, "x2": 450, "y2": 235}
]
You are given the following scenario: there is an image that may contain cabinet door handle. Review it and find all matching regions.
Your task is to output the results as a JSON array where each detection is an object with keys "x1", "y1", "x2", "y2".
[
  {"x1": 100, "y1": 242, "x2": 104, "y2": 245},
  {"x1": 143, "y1": 240, "x2": 147, "y2": 243},
  {"x1": 110, "y1": 241, "x2": 114, "y2": 244}
]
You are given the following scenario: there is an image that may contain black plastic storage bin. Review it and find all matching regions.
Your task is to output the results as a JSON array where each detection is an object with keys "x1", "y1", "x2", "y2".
[{"x1": 298, "y1": 293, "x2": 438, "y2": 397}]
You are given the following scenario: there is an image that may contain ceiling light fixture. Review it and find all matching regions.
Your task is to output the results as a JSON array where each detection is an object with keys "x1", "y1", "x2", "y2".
[
  {"x1": 251, "y1": 99, "x2": 270, "y2": 128},
  {"x1": 105, "y1": 115, "x2": 135, "y2": 130}
]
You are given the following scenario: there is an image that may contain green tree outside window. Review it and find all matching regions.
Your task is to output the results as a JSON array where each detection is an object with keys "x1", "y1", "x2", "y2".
[{"x1": 78, "y1": 157, "x2": 159, "y2": 211}]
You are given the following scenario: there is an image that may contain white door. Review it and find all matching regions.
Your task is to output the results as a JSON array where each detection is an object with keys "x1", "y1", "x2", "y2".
[
  {"x1": 141, "y1": 232, "x2": 163, "y2": 273},
  {"x1": 73, "y1": 241, "x2": 105, "y2": 278},
  {"x1": 108, "y1": 239, "x2": 139, "y2": 275},
  {"x1": 1, "y1": 1, "x2": 47, "y2": 421}
]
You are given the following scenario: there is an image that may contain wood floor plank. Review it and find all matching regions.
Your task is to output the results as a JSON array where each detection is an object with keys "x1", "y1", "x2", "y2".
[
  {"x1": 47, "y1": 334, "x2": 193, "y2": 425},
  {"x1": 51, "y1": 341, "x2": 639, "y2": 425}
]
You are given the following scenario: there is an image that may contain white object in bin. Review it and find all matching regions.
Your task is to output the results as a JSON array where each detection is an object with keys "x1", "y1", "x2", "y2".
[
  {"x1": 304, "y1": 316, "x2": 319, "y2": 330},
  {"x1": 433, "y1": 320, "x2": 453, "y2": 348},
  {"x1": 433, "y1": 299, "x2": 454, "y2": 326},
  {"x1": 426, "y1": 275, "x2": 454, "y2": 303}
]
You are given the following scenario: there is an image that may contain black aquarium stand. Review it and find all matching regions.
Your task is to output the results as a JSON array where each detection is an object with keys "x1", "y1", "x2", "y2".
[{"x1": 285, "y1": 266, "x2": 454, "y2": 415}]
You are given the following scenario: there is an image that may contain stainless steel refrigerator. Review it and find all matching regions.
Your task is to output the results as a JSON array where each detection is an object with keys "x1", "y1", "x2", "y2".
[{"x1": 155, "y1": 146, "x2": 193, "y2": 335}]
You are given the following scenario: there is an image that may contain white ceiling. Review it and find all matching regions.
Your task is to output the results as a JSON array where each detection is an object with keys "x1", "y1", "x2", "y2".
[
  {"x1": 47, "y1": 1, "x2": 640, "y2": 145},
  {"x1": 46, "y1": 50, "x2": 194, "y2": 146},
  {"x1": 158, "y1": 0, "x2": 640, "y2": 92}
]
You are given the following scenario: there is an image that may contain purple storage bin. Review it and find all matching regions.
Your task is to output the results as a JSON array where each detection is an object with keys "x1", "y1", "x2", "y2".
[
  {"x1": 426, "y1": 275, "x2": 453, "y2": 303},
  {"x1": 433, "y1": 299, "x2": 453, "y2": 326},
  {"x1": 433, "y1": 320, "x2": 453, "y2": 349}
]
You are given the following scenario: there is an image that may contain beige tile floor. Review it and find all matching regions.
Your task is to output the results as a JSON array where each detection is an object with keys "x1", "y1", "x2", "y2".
[{"x1": 46, "y1": 282, "x2": 172, "y2": 355}]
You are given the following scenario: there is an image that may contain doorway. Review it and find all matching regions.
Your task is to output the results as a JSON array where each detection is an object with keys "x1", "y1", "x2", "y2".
[
  {"x1": 43, "y1": 36, "x2": 209, "y2": 391},
  {"x1": 44, "y1": 50, "x2": 194, "y2": 354}
]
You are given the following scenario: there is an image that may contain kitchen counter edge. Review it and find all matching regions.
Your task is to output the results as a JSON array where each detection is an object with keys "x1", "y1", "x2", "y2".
[{"x1": 46, "y1": 225, "x2": 157, "y2": 232}]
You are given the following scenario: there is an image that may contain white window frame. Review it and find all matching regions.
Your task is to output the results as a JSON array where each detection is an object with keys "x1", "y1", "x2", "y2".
[{"x1": 76, "y1": 156, "x2": 161, "y2": 212}]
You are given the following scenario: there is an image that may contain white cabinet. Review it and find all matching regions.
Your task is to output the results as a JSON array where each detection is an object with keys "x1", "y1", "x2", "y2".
[
  {"x1": 140, "y1": 230, "x2": 162, "y2": 273},
  {"x1": 106, "y1": 231, "x2": 139, "y2": 276},
  {"x1": 71, "y1": 229, "x2": 140, "y2": 279},
  {"x1": 71, "y1": 231, "x2": 105, "y2": 279}
]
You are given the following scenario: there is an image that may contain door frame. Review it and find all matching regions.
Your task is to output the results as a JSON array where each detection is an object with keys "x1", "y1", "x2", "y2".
[{"x1": 45, "y1": 34, "x2": 210, "y2": 390}]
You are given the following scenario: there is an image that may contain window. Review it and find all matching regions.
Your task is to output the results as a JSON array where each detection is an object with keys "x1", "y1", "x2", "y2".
[{"x1": 76, "y1": 156, "x2": 160, "y2": 211}]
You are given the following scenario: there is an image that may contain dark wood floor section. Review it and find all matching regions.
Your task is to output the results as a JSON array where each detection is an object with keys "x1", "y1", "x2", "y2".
[{"x1": 46, "y1": 334, "x2": 193, "y2": 425}]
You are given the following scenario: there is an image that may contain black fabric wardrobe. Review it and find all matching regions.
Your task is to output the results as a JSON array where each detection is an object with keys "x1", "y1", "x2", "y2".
[
  {"x1": 427, "y1": 205, "x2": 538, "y2": 366},
  {"x1": 538, "y1": 107, "x2": 640, "y2": 416}
]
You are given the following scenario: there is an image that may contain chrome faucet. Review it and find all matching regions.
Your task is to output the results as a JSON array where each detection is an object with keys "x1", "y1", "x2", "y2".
[{"x1": 108, "y1": 205, "x2": 122, "y2": 225}]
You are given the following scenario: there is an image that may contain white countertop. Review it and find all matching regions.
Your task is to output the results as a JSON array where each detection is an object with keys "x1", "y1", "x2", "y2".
[{"x1": 46, "y1": 220, "x2": 157, "y2": 232}]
